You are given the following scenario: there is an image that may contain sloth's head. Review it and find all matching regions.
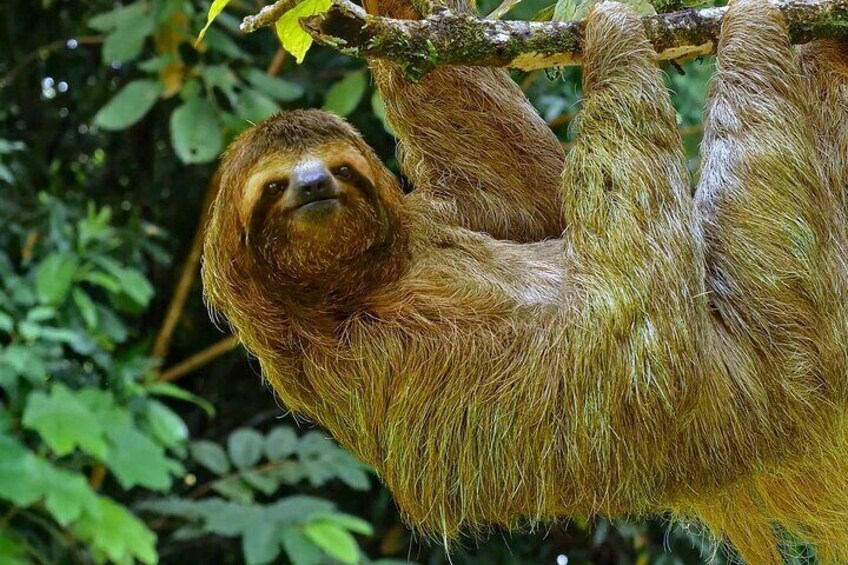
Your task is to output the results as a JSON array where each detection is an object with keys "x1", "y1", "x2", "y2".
[{"x1": 204, "y1": 110, "x2": 408, "y2": 312}]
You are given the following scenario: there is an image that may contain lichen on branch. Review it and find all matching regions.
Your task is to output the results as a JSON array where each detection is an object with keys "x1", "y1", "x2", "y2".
[{"x1": 242, "y1": 0, "x2": 848, "y2": 79}]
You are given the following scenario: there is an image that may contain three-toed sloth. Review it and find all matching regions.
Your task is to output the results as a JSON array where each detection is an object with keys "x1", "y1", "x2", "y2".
[{"x1": 201, "y1": 0, "x2": 848, "y2": 561}]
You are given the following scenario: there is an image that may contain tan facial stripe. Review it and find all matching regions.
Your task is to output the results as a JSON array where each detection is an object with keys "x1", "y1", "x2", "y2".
[{"x1": 239, "y1": 141, "x2": 372, "y2": 225}]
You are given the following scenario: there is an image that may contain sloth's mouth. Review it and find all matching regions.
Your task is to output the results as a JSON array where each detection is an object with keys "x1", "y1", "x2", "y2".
[
  {"x1": 296, "y1": 196, "x2": 340, "y2": 210},
  {"x1": 292, "y1": 196, "x2": 342, "y2": 221}
]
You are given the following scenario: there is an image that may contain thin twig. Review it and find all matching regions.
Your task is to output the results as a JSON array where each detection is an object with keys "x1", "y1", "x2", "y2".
[
  {"x1": 266, "y1": 47, "x2": 288, "y2": 75},
  {"x1": 151, "y1": 172, "x2": 221, "y2": 360},
  {"x1": 0, "y1": 507, "x2": 19, "y2": 528},
  {"x1": 241, "y1": 0, "x2": 298, "y2": 32},
  {"x1": 680, "y1": 124, "x2": 704, "y2": 137},
  {"x1": 518, "y1": 69, "x2": 541, "y2": 92},
  {"x1": 88, "y1": 464, "x2": 107, "y2": 490},
  {"x1": 188, "y1": 460, "x2": 281, "y2": 500},
  {"x1": 547, "y1": 113, "x2": 573, "y2": 129},
  {"x1": 157, "y1": 336, "x2": 240, "y2": 383}
]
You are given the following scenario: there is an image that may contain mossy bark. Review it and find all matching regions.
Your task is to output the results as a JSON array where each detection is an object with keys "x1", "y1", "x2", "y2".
[{"x1": 293, "y1": 0, "x2": 848, "y2": 79}]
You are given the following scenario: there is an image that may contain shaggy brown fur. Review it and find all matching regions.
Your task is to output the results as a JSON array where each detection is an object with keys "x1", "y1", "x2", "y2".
[
  {"x1": 366, "y1": 0, "x2": 567, "y2": 242},
  {"x1": 202, "y1": 0, "x2": 848, "y2": 561}
]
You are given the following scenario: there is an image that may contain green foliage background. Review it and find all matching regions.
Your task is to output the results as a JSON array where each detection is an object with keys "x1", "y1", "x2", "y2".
[{"x1": 0, "y1": 0, "x2": 734, "y2": 563}]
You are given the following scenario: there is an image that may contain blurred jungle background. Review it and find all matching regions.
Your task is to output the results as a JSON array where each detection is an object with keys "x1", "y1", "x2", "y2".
[{"x1": 0, "y1": 0, "x2": 742, "y2": 563}]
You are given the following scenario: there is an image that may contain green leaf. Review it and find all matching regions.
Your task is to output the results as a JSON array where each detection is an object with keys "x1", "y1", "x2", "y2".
[
  {"x1": 274, "y1": 0, "x2": 334, "y2": 64},
  {"x1": 203, "y1": 65, "x2": 239, "y2": 102},
  {"x1": 242, "y1": 471, "x2": 280, "y2": 495},
  {"x1": 266, "y1": 496, "x2": 336, "y2": 524},
  {"x1": 228, "y1": 428, "x2": 264, "y2": 469},
  {"x1": 322, "y1": 70, "x2": 367, "y2": 117},
  {"x1": 618, "y1": 0, "x2": 656, "y2": 15},
  {"x1": 573, "y1": 0, "x2": 596, "y2": 18},
  {"x1": 190, "y1": 440, "x2": 231, "y2": 474},
  {"x1": 313, "y1": 512, "x2": 373, "y2": 536},
  {"x1": 137, "y1": 55, "x2": 176, "y2": 72},
  {"x1": 236, "y1": 90, "x2": 280, "y2": 124},
  {"x1": 332, "y1": 458, "x2": 371, "y2": 491},
  {"x1": 73, "y1": 496, "x2": 158, "y2": 565},
  {"x1": 22, "y1": 385, "x2": 108, "y2": 458},
  {"x1": 0, "y1": 139, "x2": 24, "y2": 153},
  {"x1": 552, "y1": 0, "x2": 653, "y2": 20},
  {"x1": 100, "y1": 407, "x2": 177, "y2": 490},
  {"x1": 371, "y1": 91, "x2": 396, "y2": 137},
  {"x1": 76, "y1": 387, "x2": 115, "y2": 413},
  {"x1": 35, "y1": 253, "x2": 78, "y2": 305},
  {"x1": 102, "y1": 13, "x2": 155, "y2": 64},
  {"x1": 0, "y1": 164, "x2": 13, "y2": 184},
  {"x1": 265, "y1": 460, "x2": 305, "y2": 485},
  {"x1": 30, "y1": 326, "x2": 82, "y2": 346},
  {"x1": 280, "y1": 527, "x2": 324, "y2": 565},
  {"x1": 148, "y1": 382, "x2": 216, "y2": 417},
  {"x1": 298, "y1": 432, "x2": 347, "y2": 487},
  {"x1": 89, "y1": 3, "x2": 147, "y2": 32},
  {"x1": 243, "y1": 69, "x2": 305, "y2": 102},
  {"x1": 180, "y1": 79, "x2": 203, "y2": 100},
  {"x1": 303, "y1": 521, "x2": 360, "y2": 564},
  {"x1": 136, "y1": 497, "x2": 204, "y2": 520},
  {"x1": 43, "y1": 470, "x2": 100, "y2": 526},
  {"x1": 73, "y1": 288, "x2": 98, "y2": 328},
  {"x1": 95, "y1": 304, "x2": 129, "y2": 343},
  {"x1": 1, "y1": 344, "x2": 47, "y2": 385},
  {"x1": 265, "y1": 426, "x2": 298, "y2": 460},
  {"x1": 0, "y1": 530, "x2": 29, "y2": 565},
  {"x1": 0, "y1": 437, "x2": 48, "y2": 506},
  {"x1": 146, "y1": 399, "x2": 189, "y2": 448},
  {"x1": 552, "y1": 0, "x2": 578, "y2": 21},
  {"x1": 170, "y1": 96, "x2": 223, "y2": 164},
  {"x1": 94, "y1": 80, "x2": 163, "y2": 131},
  {"x1": 81, "y1": 270, "x2": 121, "y2": 293},
  {"x1": 211, "y1": 477, "x2": 255, "y2": 503},
  {"x1": 199, "y1": 499, "x2": 262, "y2": 535},
  {"x1": 204, "y1": 28, "x2": 251, "y2": 59},
  {"x1": 118, "y1": 267, "x2": 155, "y2": 308},
  {"x1": 242, "y1": 519, "x2": 281, "y2": 565},
  {"x1": 298, "y1": 431, "x2": 333, "y2": 454},
  {"x1": 26, "y1": 306, "x2": 55, "y2": 322},
  {"x1": 0, "y1": 436, "x2": 100, "y2": 526},
  {"x1": 197, "y1": 0, "x2": 234, "y2": 45},
  {"x1": 154, "y1": 0, "x2": 184, "y2": 23},
  {"x1": 0, "y1": 311, "x2": 12, "y2": 333}
]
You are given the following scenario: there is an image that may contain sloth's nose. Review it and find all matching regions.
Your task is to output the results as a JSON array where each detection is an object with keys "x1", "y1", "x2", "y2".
[{"x1": 289, "y1": 163, "x2": 338, "y2": 207}]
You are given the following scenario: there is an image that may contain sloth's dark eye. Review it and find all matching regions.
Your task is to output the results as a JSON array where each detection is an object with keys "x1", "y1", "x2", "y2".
[
  {"x1": 335, "y1": 165, "x2": 353, "y2": 180},
  {"x1": 265, "y1": 180, "x2": 285, "y2": 193}
]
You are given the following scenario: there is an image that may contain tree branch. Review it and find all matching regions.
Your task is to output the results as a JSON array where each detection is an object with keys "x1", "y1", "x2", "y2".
[
  {"x1": 151, "y1": 171, "x2": 221, "y2": 360},
  {"x1": 288, "y1": 0, "x2": 848, "y2": 79},
  {"x1": 241, "y1": 0, "x2": 299, "y2": 33},
  {"x1": 157, "y1": 336, "x2": 240, "y2": 383}
]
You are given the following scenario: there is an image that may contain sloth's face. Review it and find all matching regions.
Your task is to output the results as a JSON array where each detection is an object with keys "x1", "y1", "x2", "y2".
[{"x1": 239, "y1": 140, "x2": 394, "y2": 279}]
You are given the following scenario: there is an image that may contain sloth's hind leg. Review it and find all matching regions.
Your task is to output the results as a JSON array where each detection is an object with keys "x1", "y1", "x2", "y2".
[
  {"x1": 694, "y1": 2, "x2": 848, "y2": 563},
  {"x1": 694, "y1": 0, "x2": 837, "y2": 389}
]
